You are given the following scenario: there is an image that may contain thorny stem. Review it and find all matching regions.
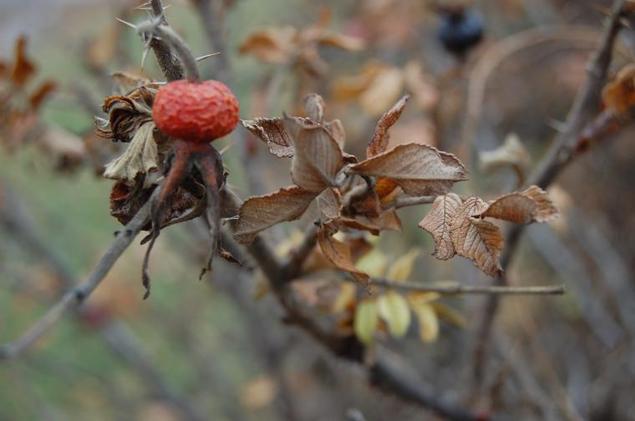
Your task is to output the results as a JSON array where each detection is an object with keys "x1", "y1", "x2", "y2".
[{"x1": 137, "y1": 19, "x2": 201, "y2": 82}]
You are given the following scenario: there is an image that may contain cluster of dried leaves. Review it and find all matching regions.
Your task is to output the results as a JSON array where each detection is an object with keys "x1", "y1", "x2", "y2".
[
  {"x1": 239, "y1": 9, "x2": 365, "y2": 78},
  {"x1": 239, "y1": 94, "x2": 557, "y2": 278}
]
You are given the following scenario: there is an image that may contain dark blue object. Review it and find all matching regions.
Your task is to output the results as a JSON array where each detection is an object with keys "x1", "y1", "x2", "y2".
[{"x1": 437, "y1": 8, "x2": 484, "y2": 56}]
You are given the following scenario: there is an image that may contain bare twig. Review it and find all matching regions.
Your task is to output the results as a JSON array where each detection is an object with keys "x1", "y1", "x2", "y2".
[
  {"x1": 368, "y1": 279, "x2": 565, "y2": 296},
  {"x1": 147, "y1": 0, "x2": 185, "y2": 80},
  {"x1": 470, "y1": 0, "x2": 629, "y2": 392},
  {"x1": 0, "y1": 189, "x2": 157, "y2": 360}
]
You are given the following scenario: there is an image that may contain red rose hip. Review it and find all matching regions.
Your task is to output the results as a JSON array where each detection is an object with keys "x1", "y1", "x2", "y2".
[{"x1": 152, "y1": 80, "x2": 240, "y2": 143}]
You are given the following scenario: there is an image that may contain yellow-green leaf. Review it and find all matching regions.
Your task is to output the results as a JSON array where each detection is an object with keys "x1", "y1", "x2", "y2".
[
  {"x1": 355, "y1": 249, "x2": 388, "y2": 278},
  {"x1": 412, "y1": 302, "x2": 439, "y2": 343},
  {"x1": 354, "y1": 299, "x2": 379, "y2": 344},
  {"x1": 431, "y1": 302, "x2": 466, "y2": 328},
  {"x1": 377, "y1": 291, "x2": 411, "y2": 337},
  {"x1": 386, "y1": 249, "x2": 419, "y2": 282}
]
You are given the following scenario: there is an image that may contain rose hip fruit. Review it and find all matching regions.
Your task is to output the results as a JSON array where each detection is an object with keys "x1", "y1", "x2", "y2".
[{"x1": 152, "y1": 80, "x2": 240, "y2": 143}]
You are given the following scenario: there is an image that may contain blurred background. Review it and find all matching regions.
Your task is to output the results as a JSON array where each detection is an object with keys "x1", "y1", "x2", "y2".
[{"x1": 1, "y1": 0, "x2": 635, "y2": 420}]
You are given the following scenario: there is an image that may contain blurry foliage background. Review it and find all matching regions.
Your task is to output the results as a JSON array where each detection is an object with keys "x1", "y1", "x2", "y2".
[{"x1": 1, "y1": 0, "x2": 635, "y2": 420}]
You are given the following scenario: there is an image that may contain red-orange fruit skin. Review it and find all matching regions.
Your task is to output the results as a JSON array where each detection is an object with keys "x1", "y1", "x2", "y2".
[{"x1": 152, "y1": 80, "x2": 240, "y2": 143}]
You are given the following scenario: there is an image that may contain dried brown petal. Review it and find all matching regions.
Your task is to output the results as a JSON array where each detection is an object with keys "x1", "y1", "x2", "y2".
[
  {"x1": 418, "y1": 193, "x2": 462, "y2": 260},
  {"x1": 351, "y1": 143, "x2": 467, "y2": 196},
  {"x1": 233, "y1": 186, "x2": 317, "y2": 244}
]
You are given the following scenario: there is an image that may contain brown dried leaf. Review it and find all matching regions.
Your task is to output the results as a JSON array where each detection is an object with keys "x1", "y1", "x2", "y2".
[
  {"x1": 403, "y1": 61, "x2": 439, "y2": 112},
  {"x1": 450, "y1": 197, "x2": 503, "y2": 277},
  {"x1": 360, "y1": 66, "x2": 404, "y2": 116},
  {"x1": 317, "y1": 228, "x2": 369, "y2": 283},
  {"x1": 233, "y1": 186, "x2": 317, "y2": 244},
  {"x1": 286, "y1": 117, "x2": 345, "y2": 193},
  {"x1": 316, "y1": 32, "x2": 365, "y2": 51},
  {"x1": 238, "y1": 27, "x2": 296, "y2": 63},
  {"x1": 242, "y1": 118, "x2": 294, "y2": 158},
  {"x1": 602, "y1": 63, "x2": 635, "y2": 114},
  {"x1": 316, "y1": 188, "x2": 341, "y2": 222},
  {"x1": 351, "y1": 143, "x2": 467, "y2": 196},
  {"x1": 10, "y1": 36, "x2": 35, "y2": 87},
  {"x1": 29, "y1": 81, "x2": 56, "y2": 110},
  {"x1": 367, "y1": 95, "x2": 409, "y2": 158},
  {"x1": 418, "y1": 193, "x2": 462, "y2": 260},
  {"x1": 477, "y1": 185, "x2": 559, "y2": 224},
  {"x1": 85, "y1": 22, "x2": 120, "y2": 70},
  {"x1": 330, "y1": 62, "x2": 383, "y2": 102},
  {"x1": 304, "y1": 93, "x2": 325, "y2": 122},
  {"x1": 479, "y1": 133, "x2": 531, "y2": 181}
]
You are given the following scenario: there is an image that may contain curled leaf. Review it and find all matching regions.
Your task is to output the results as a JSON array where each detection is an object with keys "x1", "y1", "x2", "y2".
[
  {"x1": 286, "y1": 117, "x2": 345, "y2": 193},
  {"x1": 602, "y1": 63, "x2": 635, "y2": 114},
  {"x1": 242, "y1": 118, "x2": 295, "y2": 158},
  {"x1": 317, "y1": 228, "x2": 369, "y2": 283},
  {"x1": 354, "y1": 299, "x2": 379, "y2": 345},
  {"x1": 450, "y1": 197, "x2": 504, "y2": 277},
  {"x1": 233, "y1": 186, "x2": 317, "y2": 244},
  {"x1": 351, "y1": 143, "x2": 467, "y2": 196},
  {"x1": 479, "y1": 133, "x2": 531, "y2": 183},
  {"x1": 367, "y1": 95, "x2": 409, "y2": 158},
  {"x1": 476, "y1": 186, "x2": 559, "y2": 224},
  {"x1": 418, "y1": 193, "x2": 462, "y2": 260},
  {"x1": 377, "y1": 290, "x2": 411, "y2": 337}
]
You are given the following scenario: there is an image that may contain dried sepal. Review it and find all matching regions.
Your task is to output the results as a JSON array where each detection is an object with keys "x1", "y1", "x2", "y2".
[
  {"x1": 418, "y1": 193, "x2": 462, "y2": 260},
  {"x1": 450, "y1": 197, "x2": 504, "y2": 277},
  {"x1": 103, "y1": 122, "x2": 159, "y2": 184},
  {"x1": 233, "y1": 186, "x2": 317, "y2": 244},
  {"x1": 351, "y1": 143, "x2": 467, "y2": 196},
  {"x1": 97, "y1": 85, "x2": 156, "y2": 142}
]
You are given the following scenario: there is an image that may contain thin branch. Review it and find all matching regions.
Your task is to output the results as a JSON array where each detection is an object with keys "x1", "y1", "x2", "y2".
[
  {"x1": 368, "y1": 279, "x2": 565, "y2": 295},
  {"x1": 0, "y1": 189, "x2": 156, "y2": 360},
  {"x1": 470, "y1": 0, "x2": 629, "y2": 392}
]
